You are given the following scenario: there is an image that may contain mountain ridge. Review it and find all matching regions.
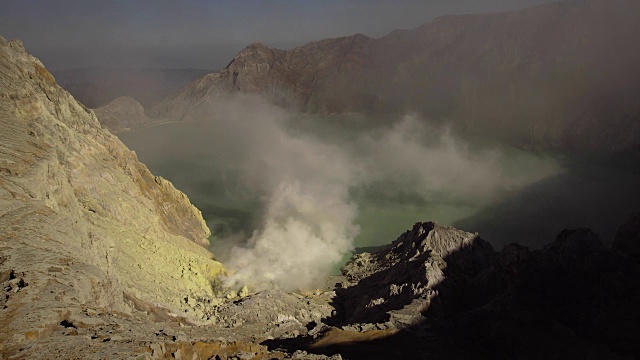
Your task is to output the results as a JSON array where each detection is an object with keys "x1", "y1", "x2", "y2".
[{"x1": 147, "y1": 0, "x2": 640, "y2": 151}]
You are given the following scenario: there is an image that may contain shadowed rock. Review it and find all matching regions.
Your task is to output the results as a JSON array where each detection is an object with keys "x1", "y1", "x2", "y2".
[
  {"x1": 270, "y1": 219, "x2": 640, "y2": 359},
  {"x1": 613, "y1": 212, "x2": 640, "y2": 258}
]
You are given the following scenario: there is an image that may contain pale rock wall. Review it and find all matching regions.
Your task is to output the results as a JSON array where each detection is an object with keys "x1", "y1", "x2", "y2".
[{"x1": 0, "y1": 35, "x2": 224, "y2": 347}]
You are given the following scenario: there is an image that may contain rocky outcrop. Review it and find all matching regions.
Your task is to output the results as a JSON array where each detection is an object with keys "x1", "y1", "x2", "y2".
[
  {"x1": 94, "y1": 96, "x2": 152, "y2": 133},
  {"x1": 150, "y1": 0, "x2": 640, "y2": 151},
  {"x1": 0, "y1": 36, "x2": 227, "y2": 357},
  {"x1": 336, "y1": 222, "x2": 494, "y2": 327},
  {"x1": 296, "y1": 221, "x2": 640, "y2": 359}
]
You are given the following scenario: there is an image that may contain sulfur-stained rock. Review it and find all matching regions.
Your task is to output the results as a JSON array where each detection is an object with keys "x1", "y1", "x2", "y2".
[{"x1": 0, "y1": 35, "x2": 225, "y2": 357}]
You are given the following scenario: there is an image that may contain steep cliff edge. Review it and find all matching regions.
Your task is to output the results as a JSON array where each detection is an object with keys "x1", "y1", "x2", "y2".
[{"x1": 0, "y1": 36, "x2": 224, "y2": 354}]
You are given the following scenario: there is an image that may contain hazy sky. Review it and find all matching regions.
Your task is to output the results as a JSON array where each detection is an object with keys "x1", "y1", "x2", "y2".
[{"x1": 1, "y1": 0, "x2": 557, "y2": 70}]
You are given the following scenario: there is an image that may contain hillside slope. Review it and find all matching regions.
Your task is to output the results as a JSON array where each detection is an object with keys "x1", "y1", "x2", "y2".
[{"x1": 0, "y1": 36, "x2": 225, "y2": 355}]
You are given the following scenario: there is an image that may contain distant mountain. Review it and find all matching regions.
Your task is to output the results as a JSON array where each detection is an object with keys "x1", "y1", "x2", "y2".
[
  {"x1": 53, "y1": 67, "x2": 212, "y2": 109},
  {"x1": 151, "y1": 0, "x2": 640, "y2": 151},
  {"x1": 149, "y1": 36, "x2": 375, "y2": 121},
  {"x1": 94, "y1": 96, "x2": 154, "y2": 133}
]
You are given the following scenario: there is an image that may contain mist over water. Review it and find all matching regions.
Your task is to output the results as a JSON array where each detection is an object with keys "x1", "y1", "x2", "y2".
[{"x1": 119, "y1": 95, "x2": 638, "y2": 291}]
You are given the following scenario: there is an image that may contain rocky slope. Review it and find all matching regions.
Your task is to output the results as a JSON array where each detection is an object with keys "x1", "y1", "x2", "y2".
[
  {"x1": 0, "y1": 36, "x2": 226, "y2": 356},
  {"x1": 94, "y1": 96, "x2": 153, "y2": 133},
  {"x1": 0, "y1": 34, "x2": 353, "y2": 360},
  {"x1": 266, "y1": 220, "x2": 640, "y2": 359},
  {"x1": 150, "y1": 0, "x2": 640, "y2": 151}
]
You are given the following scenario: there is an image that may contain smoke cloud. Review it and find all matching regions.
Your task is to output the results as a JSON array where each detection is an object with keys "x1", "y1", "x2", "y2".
[
  {"x1": 156, "y1": 95, "x2": 559, "y2": 291},
  {"x1": 194, "y1": 97, "x2": 360, "y2": 290},
  {"x1": 358, "y1": 116, "x2": 561, "y2": 203}
]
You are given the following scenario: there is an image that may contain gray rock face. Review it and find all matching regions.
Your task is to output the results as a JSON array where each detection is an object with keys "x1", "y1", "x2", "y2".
[
  {"x1": 150, "y1": 0, "x2": 640, "y2": 151},
  {"x1": 94, "y1": 96, "x2": 152, "y2": 133},
  {"x1": 337, "y1": 222, "x2": 494, "y2": 327}
]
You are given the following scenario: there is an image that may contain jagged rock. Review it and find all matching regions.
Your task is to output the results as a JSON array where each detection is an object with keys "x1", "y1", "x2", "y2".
[
  {"x1": 290, "y1": 350, "x2": 342, "y2": 360},
  {"x1": 336, "y1": 222, "x2": 494, "y2": 326},
  {"x1": 211, "y1": 289, "x2": 333, "y2": 332},
  {"x1": 316, "y1": 220, "x2": 640, "y2": 359}
]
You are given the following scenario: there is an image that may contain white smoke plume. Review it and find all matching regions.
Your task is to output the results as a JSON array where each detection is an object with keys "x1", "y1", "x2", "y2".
[
  {"x1": 353, "y1": 115, "x2": 558, "y2": 203},
  {"x1": 192, "y1": 96, "x2": 360, "y2": 291},
  {"x1": 144, "y1": 96, "x2": 560, "y2": 291}
]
